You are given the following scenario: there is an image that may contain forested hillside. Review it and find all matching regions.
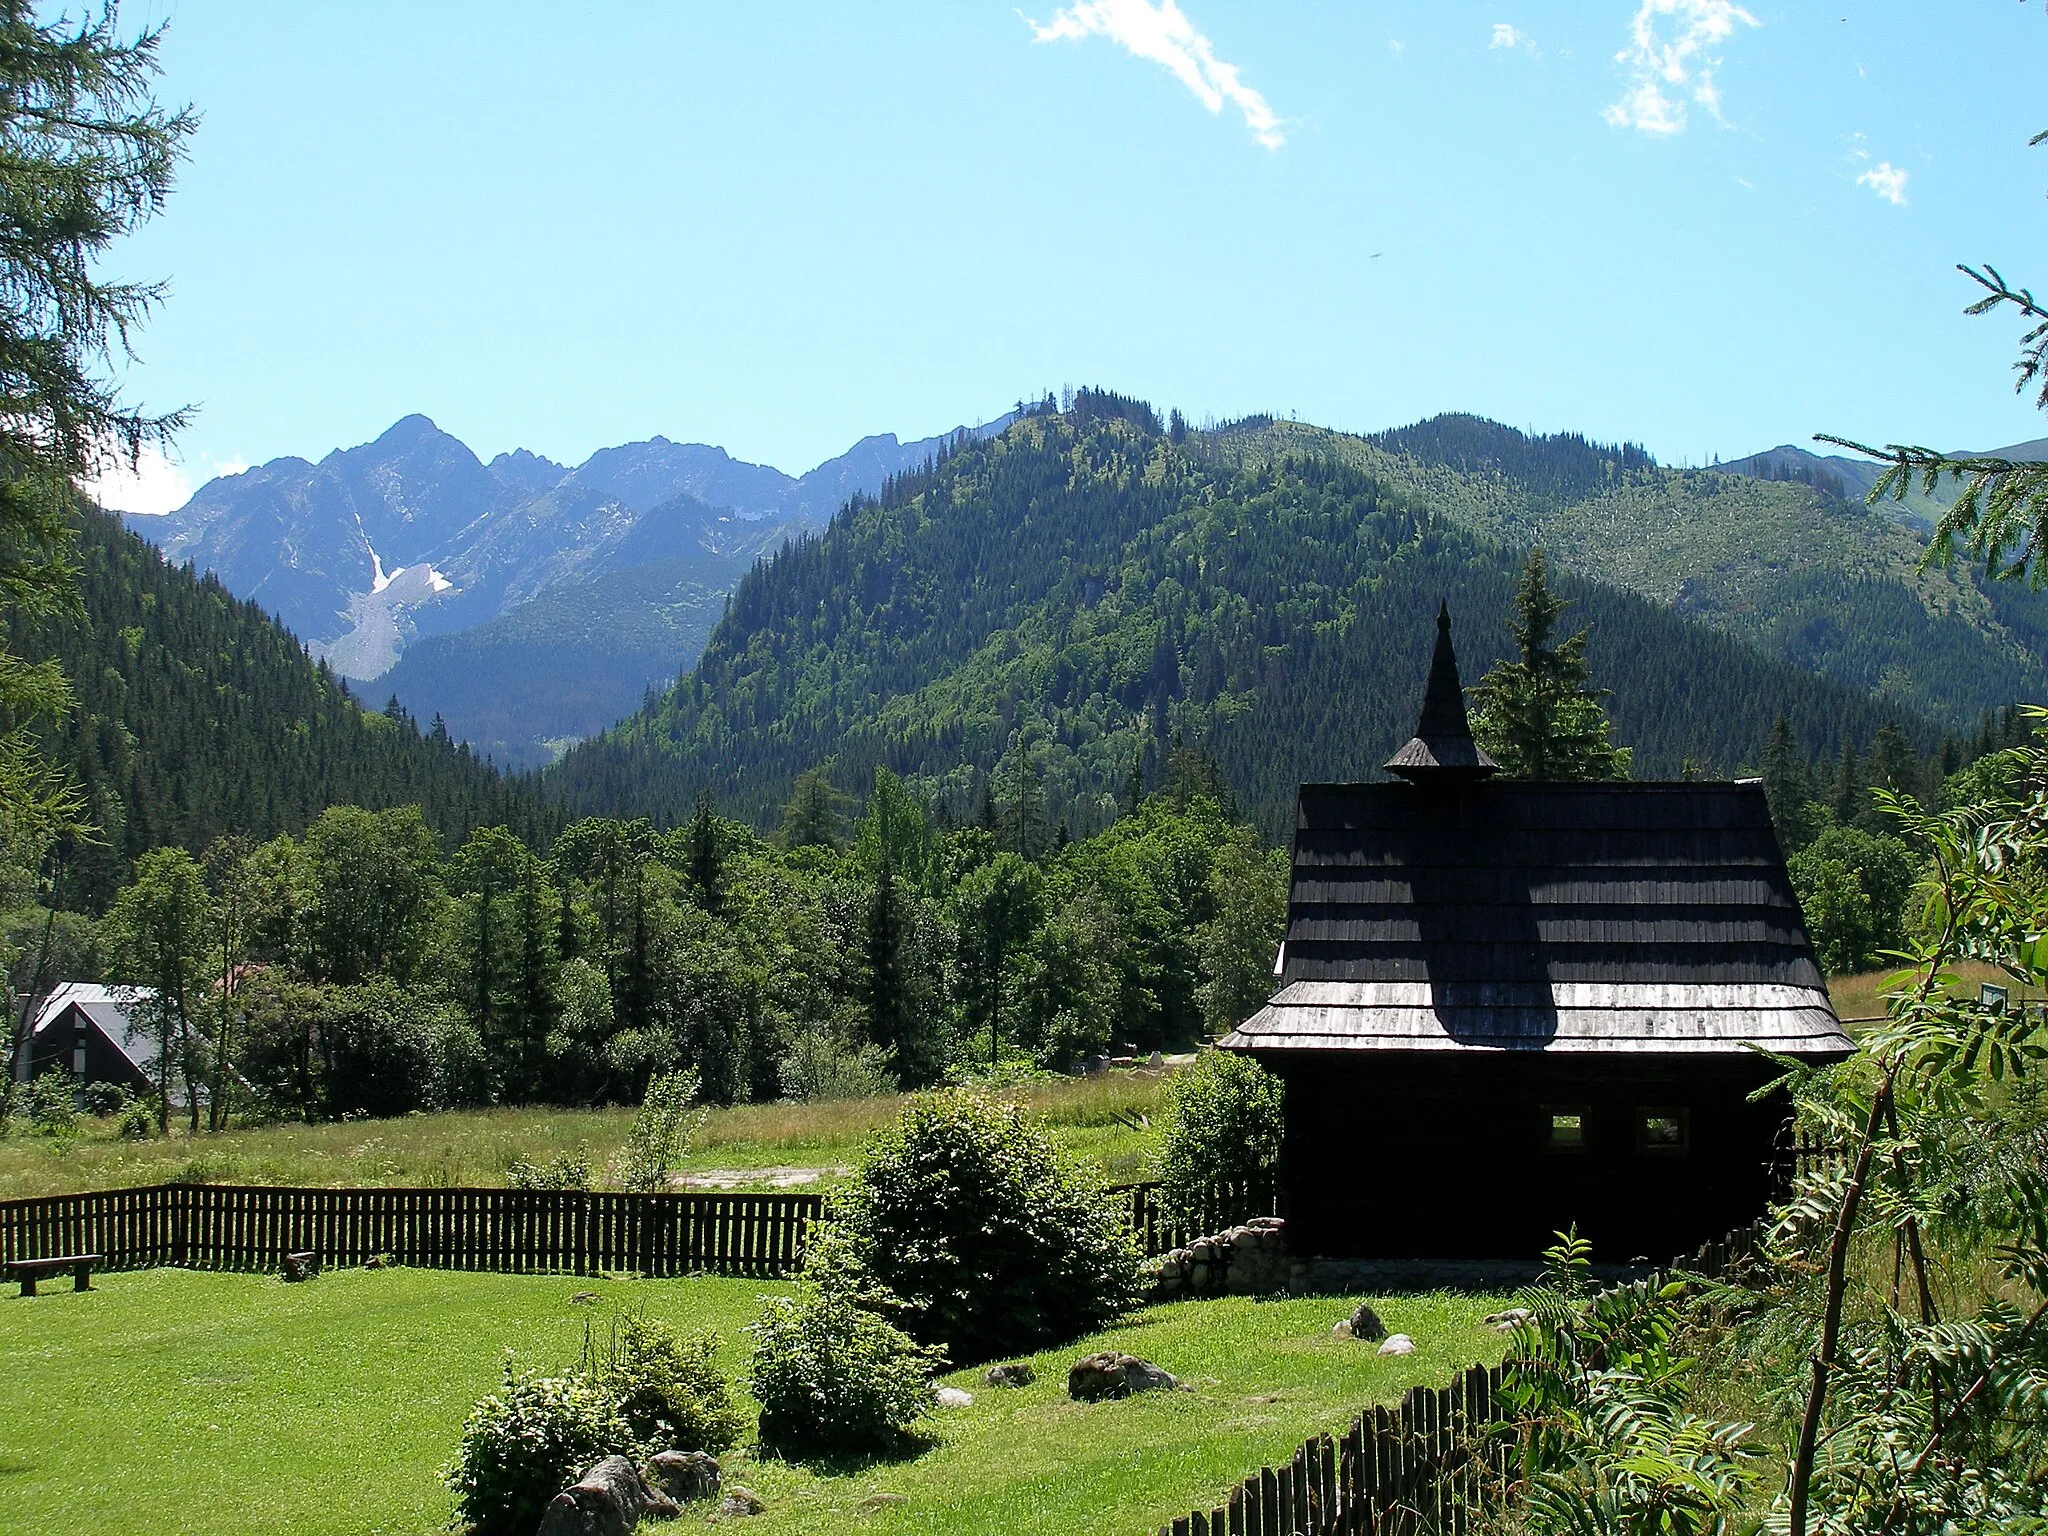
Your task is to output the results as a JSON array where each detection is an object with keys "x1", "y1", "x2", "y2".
[
  {"x1": 1220, "y1": 414, "x2": 2048, "y2": 726},
  {"x1": 21, "y1": 507, "x2": 560, "y2": 910},
  {"x1": 551, "y1": 397, "x2": 1921, "y2": 837}
]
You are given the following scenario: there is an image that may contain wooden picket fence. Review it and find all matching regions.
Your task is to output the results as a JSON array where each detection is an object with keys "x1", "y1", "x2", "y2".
[
  {"x1": 0, "y1": 1182, "x2": 820, "y2": 1277},
  {"x1": 1152, "y1": 1222, "x2": 1771, "y2": 1536},
  {"x1": 1115, "y1": 1178, "x2": 1279, "y2": 1257},
  {"x1": 0, "y1": 1176, "x2": 1253, "y2": 1278}
]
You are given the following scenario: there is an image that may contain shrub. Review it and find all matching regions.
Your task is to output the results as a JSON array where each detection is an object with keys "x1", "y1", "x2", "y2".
[
  {"x1": 585, "y1": 1311, "x2": 744, "y2": 1454},
  {"x1": 13, "y1": 1068, "x2": 77, "y2": 1139},
  {"x1": 778, "y1": 1030, "x2": 897, "y2": 1101},
  {"x1": 613, "y1": 1068, "x2": 704, "y2": 1191},
  {"x1": 115, "y1": 1095, "x2": 156, "y2": 1140},
  {"x1": 821, "y1": 1088, "x2": 1140, "y2": 1362},
  {"x1": 745, "y1": 1285, "x2": 942, "y2": 1459},
  {"x1": 79, "y1": 1081, "x2": 125, "y2": 1117},
  {"x1": 506, "y1": 1149, "x2": 591, "y2": 1191},
  {"x1": 444, "y1": 1367, "x2": 625, "y2": 1536},
  {"x1": 1156, "y1": 1050, "x2": 1283, "y2": 1223}
]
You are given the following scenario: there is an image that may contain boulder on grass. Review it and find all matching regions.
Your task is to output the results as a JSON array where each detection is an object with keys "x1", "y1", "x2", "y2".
[
  {"x1": 1377, "y1": 1333, "x2": 1416, "y2": 1357},
  {"x1": 1067, "y1": 1351, "x2": 1180, "y2": 1401},
  {"x1": 934, "y1": 1385, "x2": 974, "y2": 1408},
  {"x1": 646, "y1": 1449, "x2": 720, "y2": 1504},
  {"x1": 984, "y1": 1362, "x2": 1036, "y2": 1389},
  {"x1": 536, "y1": 1455, "x2": 678, "y2": 1536},
  {"x1": 1348, "y1": 1303, "x2": 1387, "y2": 1341}
]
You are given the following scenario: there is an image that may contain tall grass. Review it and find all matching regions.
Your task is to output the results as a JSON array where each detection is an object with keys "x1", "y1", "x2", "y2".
[{"x1": 0, "y1": 1071, "x2": 1173, "y2": 1199}]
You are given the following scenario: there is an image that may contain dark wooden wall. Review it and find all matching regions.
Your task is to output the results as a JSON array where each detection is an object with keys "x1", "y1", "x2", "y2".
[{"x1": 1271, "y1": 1052, "x2": 1789, "y2": 1262}]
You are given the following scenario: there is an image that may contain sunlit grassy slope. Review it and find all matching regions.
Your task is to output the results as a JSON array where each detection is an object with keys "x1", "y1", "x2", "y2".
[{"x1": 0, "y1": 1265, "x2": 1508, "y2": 1536}]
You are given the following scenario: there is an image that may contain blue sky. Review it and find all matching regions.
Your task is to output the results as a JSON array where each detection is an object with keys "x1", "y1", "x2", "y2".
[{"x1": 90, "y1": 2, "x2": 2048, "y2": 512}]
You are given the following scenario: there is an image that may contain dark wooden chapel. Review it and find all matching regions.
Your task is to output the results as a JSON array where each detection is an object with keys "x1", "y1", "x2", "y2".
[{"x1": 1219, "y1": 605, "x2": 1852, "y2": 1263}]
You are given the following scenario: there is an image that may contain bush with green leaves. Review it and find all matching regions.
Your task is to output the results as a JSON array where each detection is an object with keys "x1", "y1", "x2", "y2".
[
  {"x1": 12, "y1": 1067, "x2": 77, "y2": 1138},
  {"x1": 444, "y1": 1367, "x2": 626, "y2": 1536},
  {"x1": 1155, "y1": 1050, "x2": 1284, "y2": 1223},
  {"x1": 745, "y1": 1283, "x2": 942, "y2": 1459},
  {"x1": 115, "y1": 1094, "x2": 155, "y2": 1140},
  {"x1": 1500, "y1": 1230, "x2": 1759, "y2": 1536},
  {"x1": 506, "y1": 1149, "x2": 591, "y2": 1191},
  {"x1": 613, "y1": 1068, "x2": 705, "y2": 1191},
  {"x1": 818, "y1": 1088, "x2": 1140, "y2": 1362},
  {"x1": 583, "y1": 1311, "x2": 743, "y2": 1455}
]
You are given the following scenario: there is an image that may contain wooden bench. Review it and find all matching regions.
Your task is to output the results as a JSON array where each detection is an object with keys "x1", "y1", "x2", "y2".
[{"x1": 7, "y1": 1253, "x2": 100, "y2": 1297}]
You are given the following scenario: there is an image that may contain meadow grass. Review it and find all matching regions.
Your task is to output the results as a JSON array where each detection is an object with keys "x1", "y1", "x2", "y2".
[
  {"x1": 0, "y1": 1264, "x2": 1508, "y2": 1536},
  {"x1": 1826, "y1": 960, "x2": 2044, "y2": 1025},
  {"x1": 0, "y1": 1072, "x2": 1169, "y2": 1199}
]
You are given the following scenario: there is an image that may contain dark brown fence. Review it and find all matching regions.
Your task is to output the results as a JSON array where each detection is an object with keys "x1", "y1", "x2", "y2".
[
  {"x1": 1152, "y1": 1223, "x2": 1770, "y2": 1536},
  {"x1": 0, "y1": 1177, "x2": 1241, "y2": 1277},
  {"x1": 0, "y1": 1183, "x2": 820, "y2": 1277},
  {"x1": 1114, "y1": 1179, "x2": 1279, "y2": 1258}
]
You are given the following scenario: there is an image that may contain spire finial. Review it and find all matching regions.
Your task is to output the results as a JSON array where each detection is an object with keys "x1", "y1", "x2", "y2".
[{"x1": 1384, "y1": 603, "x2": 1499, "y2": 781}]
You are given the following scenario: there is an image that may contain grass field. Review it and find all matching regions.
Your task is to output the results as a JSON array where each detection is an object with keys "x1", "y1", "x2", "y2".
[
  {"x1": 1826, "y1": 960, "x2": 2043, "y2": 1024},
  {"x1": 0, "y1": 1266, "x2": 1510, "y2": 1536},
  {"x1": 0, "y1": 1072, "x2": 1169, "y2": 1200}
]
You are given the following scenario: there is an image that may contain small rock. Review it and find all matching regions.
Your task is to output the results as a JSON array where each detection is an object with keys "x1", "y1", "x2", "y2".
[
  {"x1": 280, "y1": 1252, "x2": 317, "y2": 1284},
  {"x1": 1348, "y1": 1303, "x2": 1388, "y2": 1341},
  {"x1": 858, "y1": 1494, "x2": 910, "y2": 1514},
  {"x1": 647, "y1": 1449, "x2": 720, "y2": 1503},
  {"x1": 1068, "y1": 1351, "x2": 1180, "y2": 1401},
  {"x1": 1377, "y1": 1333, "x2": 1416, "y2": 1357},
  {"x1": 1331, "y1": 1320, "x2": 1353, "y2": 1339},
  {"x1": 984, "y1": 1362, "x2": 1036, "y2": 1388},
  {"x1": 1484, "y1": 1308, "x2": 1533, "y2": 1331},
  {"x1": 717, "y1": 1486, "x2": 765, "y2": 1518},
  {"x1": 537, "y1": 1455, "x2": 678, "y2": 1535},
  {"x1": 934, "y1": 1385, "x2": 974, "y2": 1407},
  {"x1": 363, "y1": 1254, "x2": 388, "y2": 1269},
  {"x1": 570, "y1": 1290, "x2": 602, "y2": 1305}
]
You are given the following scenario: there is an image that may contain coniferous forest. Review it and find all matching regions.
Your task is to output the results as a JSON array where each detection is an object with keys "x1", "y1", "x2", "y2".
[
  {"x1": 17, "y1": 506, "x2": 560, "y2": 911},
  {"x1": 550, "y1": 395, "x2": 1928, "y2": 839}
]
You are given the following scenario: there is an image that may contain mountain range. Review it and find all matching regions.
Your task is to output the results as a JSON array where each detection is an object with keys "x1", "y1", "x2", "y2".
[
  {"x1": 550, "y1": 395, "x2": 2022, "y2": 838},
  {"x1": 131, "y1": 411, "x2": 1012, "y2": 765},
  {"x1": 125, "y1": 399, "x2": 2048, "y2": 798}
]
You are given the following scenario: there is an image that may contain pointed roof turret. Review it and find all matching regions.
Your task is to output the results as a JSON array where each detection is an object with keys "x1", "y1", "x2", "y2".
[{"x1": 1384, "y1": 603, "x2": 1499, "y2": 781}]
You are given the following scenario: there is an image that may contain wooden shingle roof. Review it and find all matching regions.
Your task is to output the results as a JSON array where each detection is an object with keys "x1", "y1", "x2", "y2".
[{"x1": 1220, "y1": 778, "x2": 1851, "y2": 1057}]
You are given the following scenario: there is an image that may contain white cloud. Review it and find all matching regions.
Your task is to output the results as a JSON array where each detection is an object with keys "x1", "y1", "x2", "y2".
[
  {"x1": 85, "y1": 445, "x2": 247, "y2": 516},
  {"x1": 1491, "y1": 23, "x2": 1521, "y2": 50},
  {"x1": 1388, "y1": 38, "x2": 1405, "y2": 55},
  {"x1": 1025, "y1": 0, "x2": 1285, "y2": 149},
  {"x1": 1857, "y1": 160, "x2": 1908, "y2": 206},
  {"x1": 1602, "y1": 0, "x2": 1758, "y2": 136}
]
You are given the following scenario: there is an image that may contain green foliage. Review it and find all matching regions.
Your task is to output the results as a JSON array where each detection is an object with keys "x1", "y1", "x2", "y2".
[
  {"x1": 1787, "y1": 825, "x2": 1918, "y2": 975},
  {"x1": 614, "y1": 1068, "x2": 704, "y2": 1192},
  {"x1": 818, "y1": 1089, "x2": 1141, "y2": 1362},
  {"x1": 1500, "y1": 1239, "x2": 1759, "y2": 1536},
  {"x1": 1154, "y1": 1052, "x2": 1284, "y2": 1222},
  {"x1": 744, "y1": 1283, "x2": 942, "y2": 1460},
  {"x1": 582, "y1": 1311, "x2": 743, "y2": 1456},
  {"x1": 778, "y1": 1029, "x2": 897, "y2": 1102},
  {"x1": 0, "y1": 3, "x2": 195, "y2": 880},
  {"x1": 12, "y1": 1066, "x2": 76, "y2": 1138},
  {"x1": 1469, "y1": 549, "x2": 1632, "y2": 781},
  {"x1": 443, "y1": 1366, "x2": 626, "y2": 1536},
  {"x1": 103, "y1": 844, "x2": 213, "y2": 1131},
  {"x1": 505, "y1": 1149, "x2": 591, "y2": 1191}
]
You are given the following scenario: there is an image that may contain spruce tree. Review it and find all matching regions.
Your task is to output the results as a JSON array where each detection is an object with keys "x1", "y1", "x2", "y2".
[
  {"x1": 684, "y1": 789, "x2": 724, "y2": 913},
  {"x1": 1761, "y1": 714, "x2": 1816, "y2": 852},
  {"x1": 1468, "y1": 549, "x2": 1633, "y2": 781}
]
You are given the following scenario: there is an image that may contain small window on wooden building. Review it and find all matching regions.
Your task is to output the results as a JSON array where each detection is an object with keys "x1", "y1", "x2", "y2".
[
  {"x1": 1544, "y1": 1108, "x2": 1588, "y2": 1152},
  {"x1": 1637, "y1": 1108, "x2": 1689, "y2": 1156}
]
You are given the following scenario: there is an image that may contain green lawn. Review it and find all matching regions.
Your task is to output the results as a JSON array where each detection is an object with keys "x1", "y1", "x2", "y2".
[
  {"x1": 0, "y1": 1074, "x2": 1168, "y2": 1200},
  {"x1": 0, "y1": 1266, "x2": 1510, "y2": 1535}
]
